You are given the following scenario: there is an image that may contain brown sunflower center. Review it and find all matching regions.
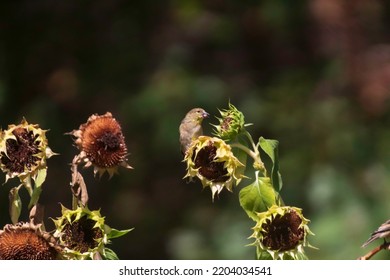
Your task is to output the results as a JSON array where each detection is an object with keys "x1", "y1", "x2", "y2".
[
  {"x1": 0, "y1": 228, "x2": 58, "y2": 260},
  {"x1": 86, "y1": 130, "x2": 126, "y2": 168},
  {"x1": 261, "y1": 210, "x2": 304, "y2": 251},
  {"x1": 62, "y1": 215, "x2": 103, "y2": 253},
  {"x1": 194, "y1": 142, "x2": 229, "y2": 182},
  {"x1": 0, "y1": 128, "x2": 40, "y2": 174},
  {"x1": 97, "y1": 131, "x2": 122, "y2": 151}
]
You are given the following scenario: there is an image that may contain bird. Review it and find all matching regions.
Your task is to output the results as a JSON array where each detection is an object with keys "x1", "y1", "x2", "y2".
[
  {"x1": 179, "y1": 108, "x2": 209, "y2": 154},
  {"x1": 362, "y1": 219, "x2": 390, "y2": 247}
]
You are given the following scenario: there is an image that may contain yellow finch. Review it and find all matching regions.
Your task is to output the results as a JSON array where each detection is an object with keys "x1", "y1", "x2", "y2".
[
  {"x1": 362, "y1": 219, "x2": 390, "y2": 247},
  {"x1": 179, "y1": 108, "x2": 209, "y2": 154}
]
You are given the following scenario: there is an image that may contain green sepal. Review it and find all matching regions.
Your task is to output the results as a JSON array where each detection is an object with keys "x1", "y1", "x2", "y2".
[
  {"x1": 239, "y1": 171, "x2": 279, "y2": 221},
  {"x1": 9, "y1": 186, "x2": 22, "y2": 224},
  {"x1": 106, "y1": 225, "x2": 134, "y2": 239},
  {"x1": 259, "y1": 137, "x2": 283, "y2": 191}
]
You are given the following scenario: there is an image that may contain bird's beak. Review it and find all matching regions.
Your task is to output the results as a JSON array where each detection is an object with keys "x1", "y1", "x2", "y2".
[{"x1": 202, "y1": 111, "x2": 210, "y2": 119}]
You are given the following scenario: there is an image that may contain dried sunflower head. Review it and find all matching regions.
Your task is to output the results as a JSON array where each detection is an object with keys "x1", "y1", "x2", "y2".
[
  {"x1": 52, "y1": 205, "x2": 106, "y2": 260},
  {"x1": 70, "y1": 112, "x2": 132, "y2": 178},
  {"x1": 250, "y1": 205, "x2": 314, "y2": 260},
  {"x1": 0, "y1": 118, "x2": 55, "y2": 184},
  {"x1": 184, "y1": 136, "x2": 245, "y2": 200},
  {"x1": 52, "y1": 205, "x2": 131, "y2": 260},
  {"x1": 0, "y1": 222, "x2": 62, "y2": 260}
]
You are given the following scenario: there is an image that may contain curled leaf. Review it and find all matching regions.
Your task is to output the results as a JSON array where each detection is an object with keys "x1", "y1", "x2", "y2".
[
  {"x1": 9, "y1": 187, "x2": 22, "y2": 224},
  {"x1": 259, "y1": 137, "x2": 282, "y2": 191}
]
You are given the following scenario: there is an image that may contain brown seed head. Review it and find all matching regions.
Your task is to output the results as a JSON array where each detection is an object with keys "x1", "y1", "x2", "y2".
[
  {"x1": 0, "y1": 118, "x2": 55, "y2": 183},
  {"x1": 0, "y1": 223, "x2": 61, "y2": 260},
  {"x1": 193, "y1": 142, "x2": 229, "y2": 182},
  {"x1": 261, "y1": 210, "x2": 304, "y2": 251},
  {"x1": 61, "y1": 215, "x2": 103, "y2": 253},
  {"x1": 0, "y1": 128, "x2": 40, "y2": 174},
  {"x1": 71, "y1": 112, "x2": 132, "y2": 177}
]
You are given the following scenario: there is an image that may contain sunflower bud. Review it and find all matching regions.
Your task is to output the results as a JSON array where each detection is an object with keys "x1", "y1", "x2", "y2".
[
  {"x1": 0, "y1": 222, "x2": 62, "y2": 260},
  {"x1": 250, "y1": 205, "x2": 314, "y2": 260},
  {"x1": 0, "y1": 118, "x2": 55, "y2": 184},
  {"x1": 213, "y1": 103, "x2": 246, "y2": 141},
  {"x1": 184, "y1": 136, "x2": 245, "y2": 200},
  {"x1": 70, "y1": 112, "x2": 132, "y2": 178}
]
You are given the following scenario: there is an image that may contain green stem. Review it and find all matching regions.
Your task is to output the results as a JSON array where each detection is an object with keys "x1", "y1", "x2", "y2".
[
  {"x1": 230, "y1": 142, "x2": 265, "y2": 174},
  {"x1": 231, "y1": 142, "x2": 258, "y2": 162},
  {"x1": 245, "y1": 130, "x2": 267, "y2": 176},
  {"x1": 72, "y1": 194, "x2": 78, "y2": 210},
  {"x1": 244, "y1": 130, "x2": 258, "y2": 153}
]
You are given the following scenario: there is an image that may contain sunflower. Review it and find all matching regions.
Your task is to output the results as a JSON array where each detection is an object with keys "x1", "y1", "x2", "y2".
[
  {"x1": 52, "y1": 205, "x2": 132, "y2": 260},
  {"x1": 0, "y1": 118, "x2": 55, "y2": 184},
  {"x1": 184, "y1": 136, "x2": 245, "y2": 200},
  {"x1": 250, "y1": 205, "x2": 314, "y2": 260},
  {"x1": 0, "y1": 222, "x2": 62, "y2": 260},
  {"x1": 69, "y1": 112, "x2": 132, "y2": 178}
]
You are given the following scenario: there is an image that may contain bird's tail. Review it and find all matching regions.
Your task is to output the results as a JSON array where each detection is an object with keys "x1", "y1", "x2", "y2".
[{"x1": 362, "y1": 235, "x2": 377, "y2": 247}]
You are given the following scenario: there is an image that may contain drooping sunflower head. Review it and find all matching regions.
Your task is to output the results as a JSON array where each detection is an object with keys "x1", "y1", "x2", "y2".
[
  {"x1": 52, "y1": 205, "x2": 107, "y2": 260},
  {"x1": 184, "y1": 136, "x2": 245, "y2": 200},
  {"x1": 250, "y1": 205, "x2": 314, "y2": 260},
  {"x1": 70, "y1": 112, "x2": 132, "y2": 178},
  {"x1": 0, "y1": 222, "x2": 62, "y2": 260},
  {"x1": 0, "y1": 118, "x2": 55, "y2": 183},
  {"x1": 213, "y1": 103, "x2": 246, "y2": 141},
  {"x1": 52, "y1": 205, "x2": 132, "y2": 260}
]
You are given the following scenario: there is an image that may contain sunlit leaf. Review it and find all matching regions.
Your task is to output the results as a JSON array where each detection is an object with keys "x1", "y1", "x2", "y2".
[
  {"x1": 106, "y1": 227, "x2": 134, "y2": 239},
  {"x1": 239, "y1": 172, "x2": 279, "y2": 221},
  {"x1": 34, "y1": 168, "x2": 47, "y2": 188},
  {"x1": 259, "y1": 137, "x2": 283, "y2": 191}
]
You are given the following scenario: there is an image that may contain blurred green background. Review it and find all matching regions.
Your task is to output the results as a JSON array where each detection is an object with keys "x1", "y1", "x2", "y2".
[{"x1": 1, "y1": 0, "x2": 390, "y2": 260}]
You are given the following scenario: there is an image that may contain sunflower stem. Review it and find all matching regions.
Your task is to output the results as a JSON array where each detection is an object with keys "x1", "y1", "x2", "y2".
[
  {"x1": 72, "y1": 195, "x2": 78, "y2": 210},
  {"x1": 230, "y1": 142, "x2": 266, "y2": 175},
  {"x1": 244, "y1": 130, "x2": 258, "y2": 153},
  {"x1": 70, "y1": 155, "x2": 89, "y2": 208}
]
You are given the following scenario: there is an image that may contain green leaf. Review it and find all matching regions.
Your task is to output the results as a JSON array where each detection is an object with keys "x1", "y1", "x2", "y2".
[
  {"x1": 239, "y1": 172, "x2": 279, "y2": 221},
  {"x1": 28, "y1": 185, "x2": 42, "y2": 209},
  {"x1": 107, "y1": 227, "x2": 134, "y2": 239},
  {"x1": 259, "y1": 137, "x2": 283, "y2": 191},
  {"x1": 26, "y1": 169, "x2": 47, "y2": 209},
  {"x1": 104, "y1": 248, "x2": 119, "y2": 260},
  {"x1": 9, "y1": 187, "x2": 22, "y2": 224},
  {"x1": 23, "y1": 176, "x2": 33, "y2": 197},
  {"x1": 256, "y1": 248, "x2": 273, "y2": 260},
  {"x1": 34, "y1": 168, "x2": 47, "y2": 188}
]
